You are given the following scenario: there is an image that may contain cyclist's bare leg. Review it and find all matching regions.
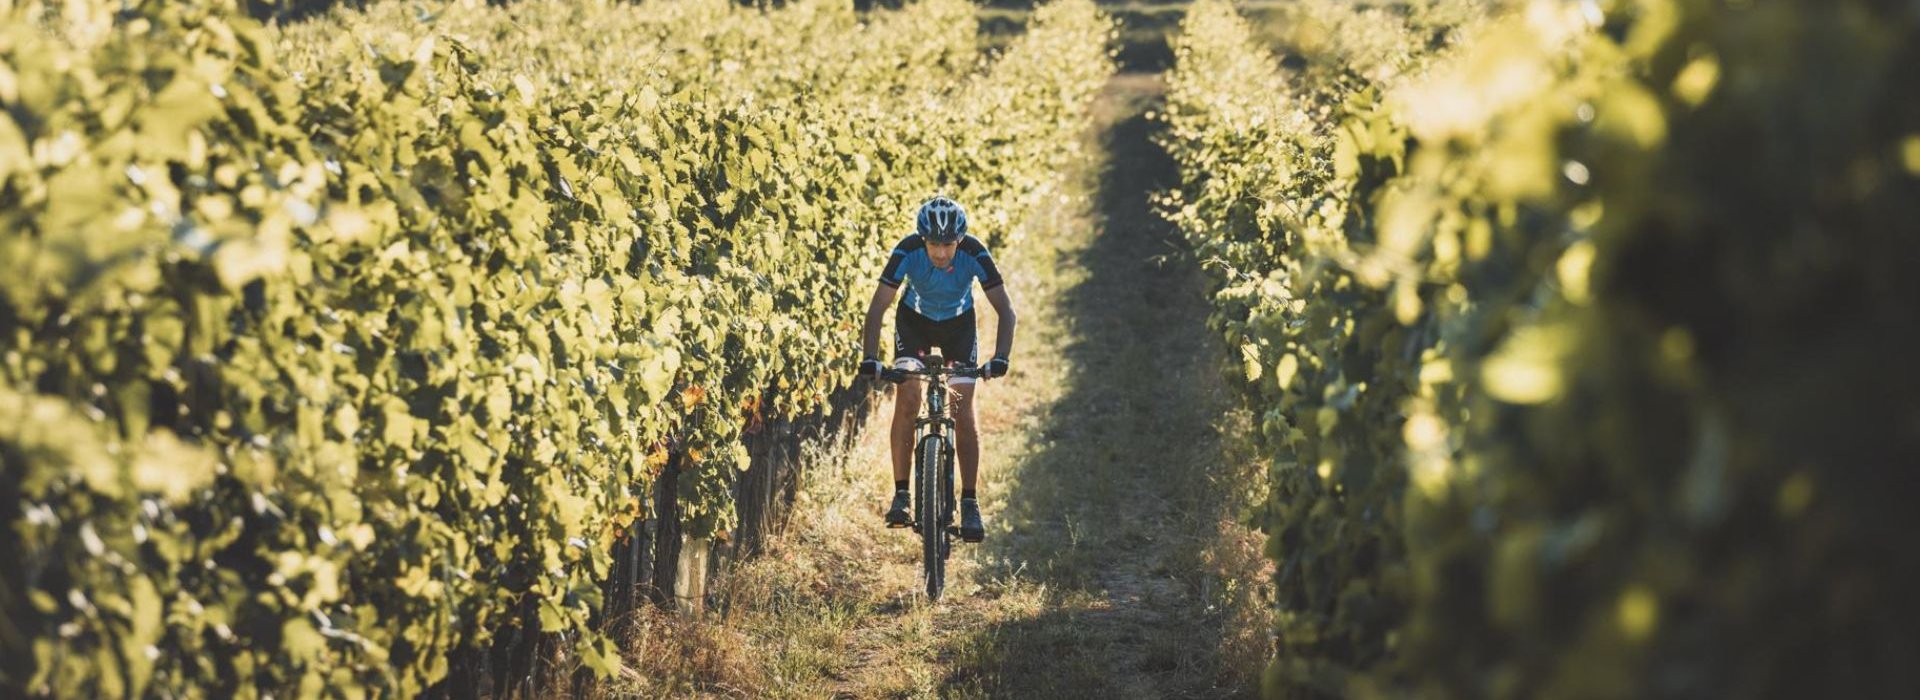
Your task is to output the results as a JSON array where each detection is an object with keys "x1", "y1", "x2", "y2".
[
  {"x1": 890, "y1": 378, "x2": 923, "y2": 483},
  {"x1": 953, "y1": 381, "x2": 980, "y2": 491}
]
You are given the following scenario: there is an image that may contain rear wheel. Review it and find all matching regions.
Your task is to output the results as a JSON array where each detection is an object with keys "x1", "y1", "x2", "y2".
[{"x1": 917, "y1": 434, "x2": 946, "y2": 599}]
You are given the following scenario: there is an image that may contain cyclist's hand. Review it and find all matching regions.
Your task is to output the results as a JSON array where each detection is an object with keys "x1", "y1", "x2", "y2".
[
  {"x1": 858, "y1": 357, "x2": 885, "y2": 380},
  {"x1": 985, "y1": 356, "x2": 1010, "y2": 379}
]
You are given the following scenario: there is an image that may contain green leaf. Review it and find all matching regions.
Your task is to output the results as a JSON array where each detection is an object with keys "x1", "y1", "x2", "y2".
[
  {"x1": 382, "y1": 397, "x2": 419, "y2": 447},
  {"x1": 131, "y1": 430, "x2": 217, "y2": 504},
  {"x1": 579, "y1": 633, "x2": 624, "y2": 679}
]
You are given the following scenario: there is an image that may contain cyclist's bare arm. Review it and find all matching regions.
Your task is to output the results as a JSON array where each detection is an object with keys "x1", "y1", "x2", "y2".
[
  {"x1": 984, "y1": 285, "x2": 1017, "y2": 359},
  {"x1": 863, "y1": 282, "x2": 899, "y2": 359}
]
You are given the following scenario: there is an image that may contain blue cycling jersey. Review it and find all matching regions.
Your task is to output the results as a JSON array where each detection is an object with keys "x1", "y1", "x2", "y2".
[{"x1": 878, "y1": 234, "x2": 1004, "y2": 321}]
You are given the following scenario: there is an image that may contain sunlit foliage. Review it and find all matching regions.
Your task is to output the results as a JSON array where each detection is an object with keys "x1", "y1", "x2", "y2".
[
  {"x1": 0, "y1": 0, "x2": 1114, "y2": 695},
  {"x1": 1164, "y1": 0, "x2": 1920, "y2": 696}
]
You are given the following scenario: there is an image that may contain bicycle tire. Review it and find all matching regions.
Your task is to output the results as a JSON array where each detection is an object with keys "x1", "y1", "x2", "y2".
[
  {"x1": 942, "y1": 439, "x2": 957, "y2": 555},
  {"x1": 918, "y1": 434, "x2": 946, "y2": 600}
]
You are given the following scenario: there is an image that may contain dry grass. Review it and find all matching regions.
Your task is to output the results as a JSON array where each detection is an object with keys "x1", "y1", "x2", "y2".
[
  {"x1": 605, "y1": 606, "x2": 759, "y2": 697},
  {"x1": 1199, "y1": 411, "x2": 1279, "y2": 689}
]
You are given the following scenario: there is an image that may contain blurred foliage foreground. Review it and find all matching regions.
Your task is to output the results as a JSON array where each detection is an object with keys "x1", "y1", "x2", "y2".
[
  {"x1": 0, "y1": 0, "x2": 1114, "y2": 696},
  {"x1": 1162, "y1": 0, "x2": 1920, "y2": 697}
]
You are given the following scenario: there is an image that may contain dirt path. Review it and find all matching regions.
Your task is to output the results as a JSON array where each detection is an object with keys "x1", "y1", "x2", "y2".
[
  {"x1": 616, "y1": 73, "x2": 1268, "y2": 699},
  {"x1": 920, "y1": 71, "x2": 1256, "y2": 698}
]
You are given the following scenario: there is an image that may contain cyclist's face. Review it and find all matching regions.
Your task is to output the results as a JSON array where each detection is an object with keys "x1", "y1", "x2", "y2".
[{"x1": 927, "y1": 240, "x2": 959, "y2": 269}]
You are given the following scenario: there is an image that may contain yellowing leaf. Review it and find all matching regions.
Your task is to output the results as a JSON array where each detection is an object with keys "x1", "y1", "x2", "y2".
[
  {"x1": 1556, "y1": 240, "x2": 1597, "y2": 304},
  {"x1": 322, "y1": 207, "x2": 374, "y2": 245},
  {"x1": 132, "y1": 431, "x2": 217, "y2": 504},
  {"x1": 0, "y1": 115, "x2": 28, "y2": 177},
  {"x1": 1275, "y1": 353, "x2": 1300, "y2": 390},
  {"x1": 1481, "y1": 325, "x2": 1573, "y2": 404},
  {"x1": 382, "y1": 398, "x2": 418, "y2": 448},
  {"x1": 1595, "y1": 82, "x2": 1668, "y2": 150},
  {"x1": 640, "y1": 346, "x2": 681, "y2": 400},
  {"x1": 1392, "y1": 281, "x2": 1422, "y2": 325},
  {"x1": 212, "y1": 238, "x2": 290, "y2": 291},
  {"x1": 512, "y1": 74, "x2": 537, "y2": 105},
  {"x1": 1777, "y1": 472, "x2": 1816, "y2": 517},
  {"x1": 1616, "y1": 587, "x2": 1659, "y2": 640},
  {"x1": 139, "y1": 75, "x2": 226, "y2": 162},
  {"x1": 579, "y1": 633, "x2": 625, "y2": 680},
  {"x1": 1671, "y1": 54, "x2": 1721, "y2": 107}
]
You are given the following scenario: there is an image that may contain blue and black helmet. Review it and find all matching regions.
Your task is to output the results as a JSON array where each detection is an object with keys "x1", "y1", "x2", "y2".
[{"x1": 915, "y1": 195, "x2": 968, "y2": 243}]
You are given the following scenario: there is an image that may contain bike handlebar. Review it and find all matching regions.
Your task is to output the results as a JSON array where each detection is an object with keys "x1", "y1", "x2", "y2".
[{"x1": 879, "y1": 364, "x2": 986, "y2": 384}]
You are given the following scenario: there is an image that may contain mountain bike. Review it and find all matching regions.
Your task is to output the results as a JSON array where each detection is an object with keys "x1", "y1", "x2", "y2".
[{"x1": 881, "y1": 354, "x2": 985, "y2": 600}]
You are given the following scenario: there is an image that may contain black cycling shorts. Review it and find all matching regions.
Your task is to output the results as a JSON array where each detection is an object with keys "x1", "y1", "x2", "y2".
[{"x1": 893, "y1": 302, "x2": 978, "y2": 368}]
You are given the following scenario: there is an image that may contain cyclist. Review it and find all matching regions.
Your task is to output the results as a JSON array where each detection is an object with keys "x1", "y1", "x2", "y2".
[{"x1": 857, "y1": 196, "x2": 1017, "y2": 543}]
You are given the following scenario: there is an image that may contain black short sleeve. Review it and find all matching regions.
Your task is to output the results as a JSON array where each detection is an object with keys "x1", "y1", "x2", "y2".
[
  {"x1": 879, "y1": 235, "x2": 924, "y2": 288},
  {"x1": 961, "y1": 236, "x2": 1004, "y2": 291}
]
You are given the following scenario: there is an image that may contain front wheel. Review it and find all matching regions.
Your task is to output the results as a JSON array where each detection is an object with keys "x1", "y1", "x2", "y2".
[{"x1": 916, "y1": 433, "x2": 947, "y2": 600}]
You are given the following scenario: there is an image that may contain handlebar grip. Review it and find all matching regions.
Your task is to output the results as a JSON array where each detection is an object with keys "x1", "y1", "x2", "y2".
[{"x1": 879, "y1": 368, "x2": 909, "y2": 383}]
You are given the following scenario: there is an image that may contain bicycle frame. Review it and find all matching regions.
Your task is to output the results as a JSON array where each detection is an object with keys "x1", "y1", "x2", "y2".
[
  {"x1": 881, "y1": 354, "x2": 983, "y2": 599},
  {"x1": 916, "y1": 367, "x2": 956, "y2": 455}
]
